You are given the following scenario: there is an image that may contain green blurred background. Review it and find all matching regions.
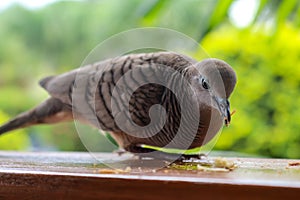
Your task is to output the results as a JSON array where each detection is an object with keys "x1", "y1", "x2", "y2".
[{"x1": 0, "y1": 0, "x2": 299, "y2": 158}]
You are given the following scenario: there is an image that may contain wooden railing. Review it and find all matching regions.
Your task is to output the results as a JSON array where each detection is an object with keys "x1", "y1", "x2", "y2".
[{"x1": 0, "y1": 151, "x2": 299, "y2": 199}]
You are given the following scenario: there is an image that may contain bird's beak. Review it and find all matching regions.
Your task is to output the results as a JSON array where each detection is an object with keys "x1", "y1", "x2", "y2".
[{"x1": 213, "y1": 96, "x2": 231, "y2": 126}]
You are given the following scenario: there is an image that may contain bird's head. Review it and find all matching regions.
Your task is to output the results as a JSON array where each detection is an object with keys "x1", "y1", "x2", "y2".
[{"x1": 189, "y1": 58, "x2": 237, "y2": 126}]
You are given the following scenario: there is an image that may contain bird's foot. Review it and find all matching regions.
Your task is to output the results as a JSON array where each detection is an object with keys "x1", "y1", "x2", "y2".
[
  {"x1": 137, "y1": 151, "x2": 208, "y2": 163},
  {"x1": 126, "y1": 144, "x2": 210, "y2": 164},
  {"x1": 178, "y1": 153, "x2": 207, "y2": 161},
  {"x1": 177, "y1": 153, "x2": 214, "y2": 166},
  {"x1": 113, "y1": 149, "x2": 128, "y2": 156}
]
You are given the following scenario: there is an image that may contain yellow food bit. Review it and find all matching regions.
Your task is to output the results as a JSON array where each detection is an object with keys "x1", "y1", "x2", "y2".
[
  {"x1": 98, "y1": 168, "x2": 131, "y2": 174},
  {"x1": 230, "y1": 109, "x2": 237, "y2": 116},
  {"x1": 214, "y1": 157, "x2": 237, "y2": 170}
]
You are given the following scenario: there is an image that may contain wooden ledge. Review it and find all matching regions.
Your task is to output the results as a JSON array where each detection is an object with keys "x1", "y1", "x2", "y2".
[{"x1": 0, "y1": 151, "x2": 299, "y2": 199}]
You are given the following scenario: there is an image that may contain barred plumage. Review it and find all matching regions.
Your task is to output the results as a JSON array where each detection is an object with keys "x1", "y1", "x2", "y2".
[{"x1": 0, "y1": 52, "x2": 237, "y2": 154}]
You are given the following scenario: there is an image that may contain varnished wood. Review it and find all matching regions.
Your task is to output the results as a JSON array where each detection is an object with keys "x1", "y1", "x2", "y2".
[{"x1": 0, "y1": 151, "x2": 299, "y2": 200}]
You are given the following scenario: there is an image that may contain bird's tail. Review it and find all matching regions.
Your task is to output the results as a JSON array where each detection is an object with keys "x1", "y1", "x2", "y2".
[{"x1": 0, "y1": 98, "x2": 73, "y2": 135}]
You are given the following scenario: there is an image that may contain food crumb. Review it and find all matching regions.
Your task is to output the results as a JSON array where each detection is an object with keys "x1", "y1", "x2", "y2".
[
  {"x1": 288, "y1": 161, "x2": 300, "y2": 167},
  {"x1": 124, "y1": 166, "x2": 132, "y2": 172},
  {"x1": 214, "y1": 157, "x2": 237, "y2": 170},
  {"x1": 98, "y1": 168, "x2": 130, "y2": 174},
  {"x1": 197, "y1": 165, "x2": 229, "y2": 172}
]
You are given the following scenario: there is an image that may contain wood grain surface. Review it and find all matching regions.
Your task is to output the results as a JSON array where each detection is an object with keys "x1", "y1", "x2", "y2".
[{"x1": 0, "y1": 151, "x2": 299, "y2": 200}]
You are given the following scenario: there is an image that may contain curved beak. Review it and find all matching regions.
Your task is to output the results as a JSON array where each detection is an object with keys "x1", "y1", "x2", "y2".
[{"x1": 213, "y1": 96, "x2": 231, "y2": 126}]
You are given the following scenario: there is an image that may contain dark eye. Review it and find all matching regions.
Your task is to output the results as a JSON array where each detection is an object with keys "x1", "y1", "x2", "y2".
[{"x1": 201, "y1": 79, "x2": 209, "y2": 90}]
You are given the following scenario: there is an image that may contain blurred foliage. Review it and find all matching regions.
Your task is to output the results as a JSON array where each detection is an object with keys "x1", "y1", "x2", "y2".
[
  {"x1": 0, "y1": 0, "x2": 299, "y2": 158},
  {"x1": 202, "y1": 24, "x2": 300, "y2": 158}
]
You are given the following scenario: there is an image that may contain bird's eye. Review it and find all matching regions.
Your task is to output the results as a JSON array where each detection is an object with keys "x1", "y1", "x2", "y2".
[{"x1": 201, "y1": 79, "x2": 209, "y2": 90}]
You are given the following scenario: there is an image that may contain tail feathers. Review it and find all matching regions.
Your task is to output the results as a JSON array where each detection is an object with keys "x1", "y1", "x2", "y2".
[{"x1": 0, "y1": 98, "x2": 73, "y2": 135}]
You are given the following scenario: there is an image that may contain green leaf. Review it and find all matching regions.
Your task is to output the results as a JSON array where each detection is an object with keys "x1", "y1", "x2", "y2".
[
  {"x1": 276, "y1": 0, "x2": 297, "y2": 25},
  {"x1": 252, "y1": 0, "x2": 268, "y2": 24},
  {"x1": 208, "y1": 0, "x2": 234, "y2": 28},
  {"x1": 295, "y1": 4, "x2": 300, "y2": 27},
  {"x1": 140, "y1": 144, "x2": 202, "y2": 155},
  {"x1": 139, "y1": 0, "x2": 168, "y2": 25}
]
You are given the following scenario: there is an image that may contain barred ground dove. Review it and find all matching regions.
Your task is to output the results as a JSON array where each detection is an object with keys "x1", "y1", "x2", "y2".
[{"x1": 0, "y1": 52, "x2": 236, "y2": 154}]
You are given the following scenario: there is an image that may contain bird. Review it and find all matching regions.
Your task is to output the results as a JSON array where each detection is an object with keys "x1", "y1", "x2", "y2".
[{"x1": 0, "y1": 52, "x2": 236, "y2": 156}]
